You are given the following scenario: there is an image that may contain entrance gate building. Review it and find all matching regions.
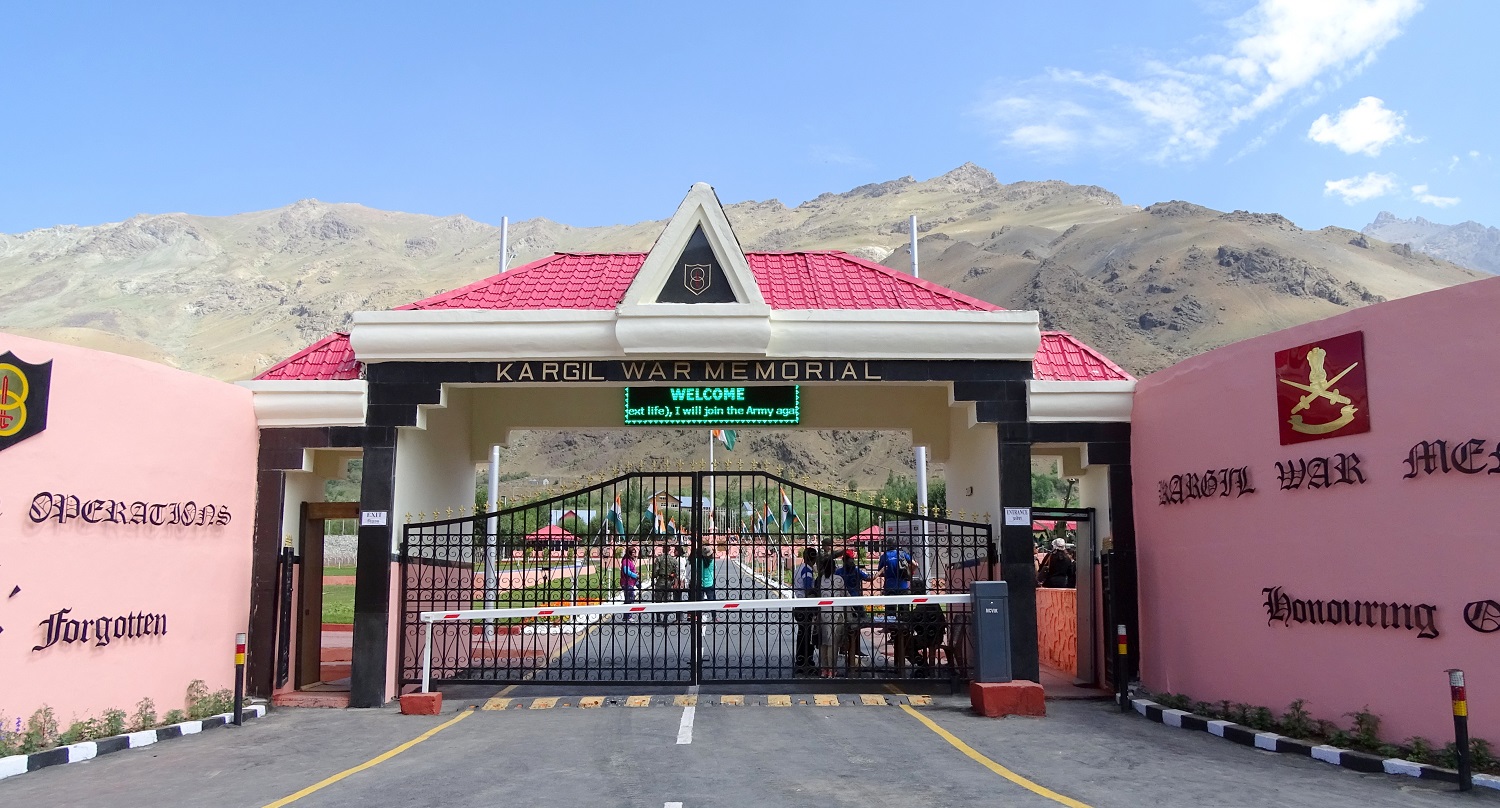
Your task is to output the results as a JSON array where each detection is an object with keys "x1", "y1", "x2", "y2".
[
  {"x1": 401, "y1": 470, "x2": 993, "y2": 687},
  {"x1": 241, "y1": 183, "x2": 1138, "y2": 707}
]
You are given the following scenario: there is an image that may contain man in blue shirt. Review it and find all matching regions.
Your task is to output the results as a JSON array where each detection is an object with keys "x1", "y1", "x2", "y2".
[
  {"x1": 792, "y1": 547, "x2": 818, "y2": 675},
  {"x1": 876, "y1": 540, "x2": 918, "y2": 594}
]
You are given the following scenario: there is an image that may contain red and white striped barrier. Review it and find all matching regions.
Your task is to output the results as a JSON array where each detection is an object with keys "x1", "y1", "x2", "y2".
[{"x1": 418, "y1": 593, "x2": 971, "y2": 692}]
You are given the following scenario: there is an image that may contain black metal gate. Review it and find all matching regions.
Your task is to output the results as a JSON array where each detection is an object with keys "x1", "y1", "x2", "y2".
[{"x1": 399, "y1": 470, "x2": 993, "y2": 687}]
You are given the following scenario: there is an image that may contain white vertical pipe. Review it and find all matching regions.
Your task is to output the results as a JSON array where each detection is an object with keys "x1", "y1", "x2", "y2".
[
  {"x1": 486, "y1": 445, "x2": 500, "y2": 612},
  {"x1": 421, "y1": 619, "x2": 433, "y2": 693},
  {"x1": 499, "y1": 216, "x2": 510, "y2": 272},
  {"x1": 911, "y1": 215, "x2": 932, "y2": 578}
]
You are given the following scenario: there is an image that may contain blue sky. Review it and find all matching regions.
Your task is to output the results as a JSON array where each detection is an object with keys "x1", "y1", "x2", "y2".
[{"x1": 1, "y1": 1, "x2": 1491, "y2": 234}]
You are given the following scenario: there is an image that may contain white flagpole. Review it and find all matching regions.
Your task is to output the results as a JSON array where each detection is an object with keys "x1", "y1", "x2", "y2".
[
  {"x1": 911, "y1": 214, "x2": 933, "y2": 578},
  {"x1": 708, "y1": 431, "x2": 716, "y2": 531}
]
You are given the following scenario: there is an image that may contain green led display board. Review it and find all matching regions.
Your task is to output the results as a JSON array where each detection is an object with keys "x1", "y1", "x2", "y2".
[{"x1": 624, "y1": 386, "x2": 800, "y2": 426}]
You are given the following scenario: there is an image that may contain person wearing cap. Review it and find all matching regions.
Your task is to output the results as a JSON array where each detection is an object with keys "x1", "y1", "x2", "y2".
[
  {"x1": 839, "y1": 550, "x2": 872, "y2": 597},
  {"x1": 1037, "y1": 538, "x2": 1076, "y2": 588}
]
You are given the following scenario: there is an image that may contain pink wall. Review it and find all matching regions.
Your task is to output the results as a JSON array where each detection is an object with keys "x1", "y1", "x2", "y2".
[
  {"x1": 0, "y1": 334, "x2": 257, "y2": 725},
  {"x1": 1132, "y1": 277, "x2": 1500, "y2": 743}
]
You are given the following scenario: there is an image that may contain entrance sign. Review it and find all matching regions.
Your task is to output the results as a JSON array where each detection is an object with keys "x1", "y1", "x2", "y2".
[
  {"x1": 1003, "y1": 507, "x2": 1031, "y2": 526},
  {"x1": 1274, "y1": 331, "x2": 1371, "y2": 445},
  {"x1": 624, "y1": 386, "x2": 799, "y2": 426}
]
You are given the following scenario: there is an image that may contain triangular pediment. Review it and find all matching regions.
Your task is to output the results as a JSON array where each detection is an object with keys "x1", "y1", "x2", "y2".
[{"x1": 621, "y1": 183, "x2": 767, "y2": 308}]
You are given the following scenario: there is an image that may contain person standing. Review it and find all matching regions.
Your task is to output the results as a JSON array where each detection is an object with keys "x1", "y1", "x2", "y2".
[
  {"x1": 815, "y1": 556, "x2": 846, "y2": 677},
  {"x1": 620, "y1": 546, "x2": 639, "y2": 621},
  {"x1": 792, "y1": 547, "x2": 818, "y2": 676},
  {"x1": 651, "y1": 543, "x2": 676, "y2": 623},
  {"x1": 1037, "y1": 538, "x2": 1076, "y2": 588},
  {"x1": 694, "y1": 546, "x2": 718, "y2": 603},
  {"x1": 876, "y1": 539, "x2": 918, "y2": 595}
]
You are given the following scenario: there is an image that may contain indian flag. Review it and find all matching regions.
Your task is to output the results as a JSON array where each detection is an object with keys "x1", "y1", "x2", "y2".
[
  {"x1": 711, "y1": 429, "x2": 736, "y2": 450},
  {"x1": 779, "y1": 486, "x2": 801, "y2": 532},
  {"x1": 763, "y1": 502, "x2": 777, "y2": 533},
  {"x1": 606, "y1": 494, "x2": 627, "y2": 536}
]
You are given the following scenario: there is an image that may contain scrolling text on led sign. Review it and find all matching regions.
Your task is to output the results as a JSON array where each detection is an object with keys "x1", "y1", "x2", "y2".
[{"x1": 624, "y1": 386, "x2": 799, "y2": 426}]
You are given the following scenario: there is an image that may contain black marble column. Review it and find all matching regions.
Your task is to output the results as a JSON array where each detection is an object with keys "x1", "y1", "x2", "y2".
[{"x1": 350, "y1": 425, "x2": 397, "y2": 708}]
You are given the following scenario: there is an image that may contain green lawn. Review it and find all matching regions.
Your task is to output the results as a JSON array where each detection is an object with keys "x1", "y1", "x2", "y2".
[
  {"x1": 324, "y1": 566, "x2": 358, "y2": 577},
  {"x1": 322, "y1": 585, "x2": 355, "y2": 624}
]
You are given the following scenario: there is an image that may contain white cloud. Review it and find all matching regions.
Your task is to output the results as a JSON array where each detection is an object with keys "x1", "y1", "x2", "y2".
[
  {"x1": 974, "y1": 0, "x2": 1422, "y2": 161},
  {"x1": 1471, "y1": 150, "x2": 1482, "y2": 158},
  {"x1": 1324, "y1": 172, "x2": 1398, "y2": 203},
  {"x1": 1308, "y1": 97, "x2": 1408, "y2": 155},
  {"x1": 1411, "y1": 184, "x2": 1460, "y2": 207}
]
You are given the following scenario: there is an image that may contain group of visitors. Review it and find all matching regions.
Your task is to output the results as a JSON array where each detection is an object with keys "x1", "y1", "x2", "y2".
[
  {"x1": 790, "y1": 541, "x2": 946, "y2": 678},
  {"x1": 618, "y1": 544, "x2": 717, "y2": 621}
]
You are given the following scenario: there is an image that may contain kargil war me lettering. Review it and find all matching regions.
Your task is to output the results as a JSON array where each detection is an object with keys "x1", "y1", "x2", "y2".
[
  {"x1": 34, "y1": 607, "x2": 168, "y2": 651},
  {"x1": 1157, "y1": 467, "x2": 1256, "y2": 506},
  {"x1": 495, "y1": 360, "x2": 884, "y2": 383},
  {"x1": 1263, "y1": 586, "x2": 1439, "y2": 639},
  {"x1": 1403, "y1": 438, "x2": 1500, "y2": 478},
  {"x1": 29, "y1": 492, "x2": 232, "y2": 526}
]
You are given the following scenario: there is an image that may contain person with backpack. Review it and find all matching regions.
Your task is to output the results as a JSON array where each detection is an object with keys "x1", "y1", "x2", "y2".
[
  {"x1": 1037, "y1": 538, "x2": 1076, "y2": 588},
  {"x1": 791, "y1": 547, "x2": 819, "y2": 676},
  {"x1": 876, "y1": 539, "x2": 918, "y2": 595}
]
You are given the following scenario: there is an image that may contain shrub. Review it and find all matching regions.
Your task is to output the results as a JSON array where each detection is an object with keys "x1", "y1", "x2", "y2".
[
  {"x1": 131, "y1": 698, "x2": 159, "y2": 733},
  {"x1": 1405, "y1": 736, "x2": 1434, "y2": 765},
  {"x1": 1347, "y1": 707, "x2": 1382, "y2": 752},
  {"x1": 1247, "y1": 706, "x2": 1276, "y2": 731},
  {"x1": 1155, "y1": 692, "x2": 1192, "y2": 711},
  {"x1": 1192, "y1": 701, "x2": 1218, "y2": 719},
  {"x1": 100, "y1": 708, "x2": 127, "y2": 738},
  {"x1": 20, "y1": 706, "x2": 59, "y2": 754},
  {"x1": 162, "y1": 709, "x2": 188, "y2": 726},
  {"x1": 1471, "y1": 738, "x2": 1498, "y2": 771},
  {"x1": 1279, "y1": 699, "x2": 1316, "y2": 739},
  {"x1": 0, "y1": 716, "x2": 16, "y2": 757},
  {"x1": 186, "y1": 680, "x2": 234, "y2": 719}
]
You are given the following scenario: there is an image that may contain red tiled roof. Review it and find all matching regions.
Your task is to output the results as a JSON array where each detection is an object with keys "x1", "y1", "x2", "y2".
[
  {"x1": 255, "y1": 332, "x2": 359, "y2": 381},
  {"x1": 255, "y1": 255, "x2": 1130, "y2": 383},
  {"x1": 1034, "y1": 332, "x2": 1134, "y2": 381},
  {"x1": 400, "y1": 252, "x2": 999, "y2": 312}
]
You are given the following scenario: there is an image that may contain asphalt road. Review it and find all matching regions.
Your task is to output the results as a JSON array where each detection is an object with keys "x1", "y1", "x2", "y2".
[{"x1": 3, "y1": 691, "x2": 1491, "y2": 808}]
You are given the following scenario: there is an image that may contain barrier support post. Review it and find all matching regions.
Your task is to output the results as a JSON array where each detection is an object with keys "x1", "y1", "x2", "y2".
[
  {"x1": 1448, "y1": 669, "x2": 1472, "y2": 792},
  {"x1": 233, "y1": 632, "x2": 246, "y2": 726},
  {"x1": 422, "y1": 619, "x2": 434, "y2": 694},
  {"x1": 1116, "y1": 624, "x2": 1129, "y2": 712}
]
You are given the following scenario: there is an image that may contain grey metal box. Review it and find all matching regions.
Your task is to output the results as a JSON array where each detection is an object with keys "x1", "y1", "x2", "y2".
[{"x1": 970, "y1": 580, "x2": 1012, "y2": 683}]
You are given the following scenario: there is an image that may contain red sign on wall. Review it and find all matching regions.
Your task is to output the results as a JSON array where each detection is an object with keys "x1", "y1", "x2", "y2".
[{"x1": 1274, "y1": 331, "x2": 1371, "y2": 445}]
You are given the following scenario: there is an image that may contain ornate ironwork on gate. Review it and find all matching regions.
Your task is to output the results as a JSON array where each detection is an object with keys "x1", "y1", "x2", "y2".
[{"x1": 399, "y1": 471, "x2": 994, "y2": 687}]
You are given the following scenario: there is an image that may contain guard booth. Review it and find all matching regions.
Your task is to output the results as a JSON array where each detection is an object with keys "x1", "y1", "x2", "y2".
[{"x1": 239, "y1": 183, "x2": 1137, "y2": 707}]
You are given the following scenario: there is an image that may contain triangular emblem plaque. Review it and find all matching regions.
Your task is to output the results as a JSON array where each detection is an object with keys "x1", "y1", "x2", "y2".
[{"x1": 655, "y1": 225, "x2": 737, "y2": 303}]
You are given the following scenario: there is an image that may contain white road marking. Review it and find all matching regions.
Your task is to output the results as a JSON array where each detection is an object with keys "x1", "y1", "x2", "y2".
[
  {"x1": 665, "y1": 803, "x2": 684, "y2": 808},
  {"x1": 676, "y1": 685, "x2": 699, "y2": 745}
]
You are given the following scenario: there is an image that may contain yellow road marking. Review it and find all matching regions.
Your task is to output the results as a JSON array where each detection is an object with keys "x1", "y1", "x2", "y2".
[
  {"x1": 481, "y1": 697, "x2": 512, "y2": 711},
  {"x1": 814, "y1": 694, "x2": 838, "y2": 706},
  {"x1": 673, "y1": 694, "x2": 698, "y2": 707},
  {"x1": 720, "y1": 695, "x2": 744, "y2": 706},
  {"x1": 898, "y1": 704, "x2": 1092, "y2": 808},
  {"x1": 860, "y1": 694, "x2": 888, "y2": 706},
  {"x1": 260, "y1": 709, "x2": 473, "y2": 808},
  {"x1": 530, "y1": 697, "x2": 558, "y2": 710},
  {"x1": 625, "y1": 695, "x2": 652, "y2": 707},
  {"x1": 767, "y1": 695, "x2": 791, "y2": 707},
  {"x1": 579, "y1": 696, "x2": 605, "y2": 708}
]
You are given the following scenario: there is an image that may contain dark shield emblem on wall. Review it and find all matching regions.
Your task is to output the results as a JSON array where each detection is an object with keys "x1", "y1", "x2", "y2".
[
  {"x1": 1273, "y1": 331, "x2": 1370, "y2": 446},
  {"x1": 683, "y1": 263, "x2": 712, "y2": 296},
  {"x1": 0, "y1": 352, "x2": 52, "y2": 453}
]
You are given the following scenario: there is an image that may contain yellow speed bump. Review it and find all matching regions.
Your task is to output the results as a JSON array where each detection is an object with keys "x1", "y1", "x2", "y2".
[
  {"x1": 767, "y1": 695, "x2": 792, "y2": 707},
  {"x1": 579, "y1": 696, "x2": 605, "y2": 709},
  {"x1": 481, "y1": 697, "x2": 512, "y2": 711},
  {"x1": 625, "y1": 695, "x2": 652, "y2": 708},
  {"x1": 673, "y1": 694, "x2": 698, "y2": 707},
  {"x1": 860, "y1": 694, "x2": 888, "y2": 706},
  {"x1": 814, "y1": 694, "x2": 838, "y2": 706},
  {"x1": 907, "y1": 695, "x2": 933, "y2": 706},
  {"x1": 720, "y1": 695, "x2": 744, "y2": 706},
  {"x1": 529, "y1": 697, "x2": 558, "y2": 710}
]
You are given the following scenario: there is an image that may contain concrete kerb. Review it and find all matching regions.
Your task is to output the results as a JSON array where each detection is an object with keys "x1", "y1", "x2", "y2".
[
  {"x1": 1131, "y1": 698, "x2": 1500, "y2": 791},
  {"x1": 0, "y1": 704, "x2": 268, "y2": 782}
]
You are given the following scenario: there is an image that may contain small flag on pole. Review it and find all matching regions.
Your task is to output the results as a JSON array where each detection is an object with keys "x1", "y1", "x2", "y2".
[
  {"x1": 712, "y1": 429, "x2": 736, "y2": 451},
  {"x1": 779, "y1": 486, "x2": 801, "y2": 532},
  {"x1": 607, "y1": 494, "x2": 627, "y2": 536}
]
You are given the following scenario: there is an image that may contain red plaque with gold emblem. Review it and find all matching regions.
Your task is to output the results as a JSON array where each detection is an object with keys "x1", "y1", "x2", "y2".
[{"x1": 1274, "y1": 331, "x2": 1370, "y2": 445}]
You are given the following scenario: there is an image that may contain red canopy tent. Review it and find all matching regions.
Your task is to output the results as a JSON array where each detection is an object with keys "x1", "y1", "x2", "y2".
[
  {"x1": 522, "y1": 525, "x2": 578, "y2": 547},
  {"x1": 1031, "y1": 520, "x2": 1078, "y2": 531}
]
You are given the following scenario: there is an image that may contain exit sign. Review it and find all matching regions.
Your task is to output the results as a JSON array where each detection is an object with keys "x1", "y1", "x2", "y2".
[{"x1": 624, "y1": 386, "x2": 800, "y2": 426}]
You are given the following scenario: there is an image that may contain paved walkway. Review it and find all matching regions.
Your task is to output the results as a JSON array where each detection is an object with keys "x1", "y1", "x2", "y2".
[{"x1": 3, "y1": 689, "x2": 1488, "y2": 807}]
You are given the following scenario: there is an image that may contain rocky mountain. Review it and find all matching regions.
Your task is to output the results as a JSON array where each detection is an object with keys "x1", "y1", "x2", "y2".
[
  {"x1": 0, "y1": 165, "x2": 1484, "y2": 486},
  {"x1": 1362, "y1": 211, "x2": 1500, "y2": 275}
]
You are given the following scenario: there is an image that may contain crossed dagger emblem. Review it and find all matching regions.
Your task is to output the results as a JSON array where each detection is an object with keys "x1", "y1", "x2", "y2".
[{"x1": 1279, "y1": 346, "x2": 1359, "y2": 435}]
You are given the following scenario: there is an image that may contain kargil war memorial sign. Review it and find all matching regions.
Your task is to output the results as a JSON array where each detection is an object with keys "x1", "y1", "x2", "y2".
[
  {"x1": 0, "y1": 333, "x2": 256, "y2": 723},
  {"x1": 1133, "y1": 276, "x2": 1500, "y2": 742}
]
